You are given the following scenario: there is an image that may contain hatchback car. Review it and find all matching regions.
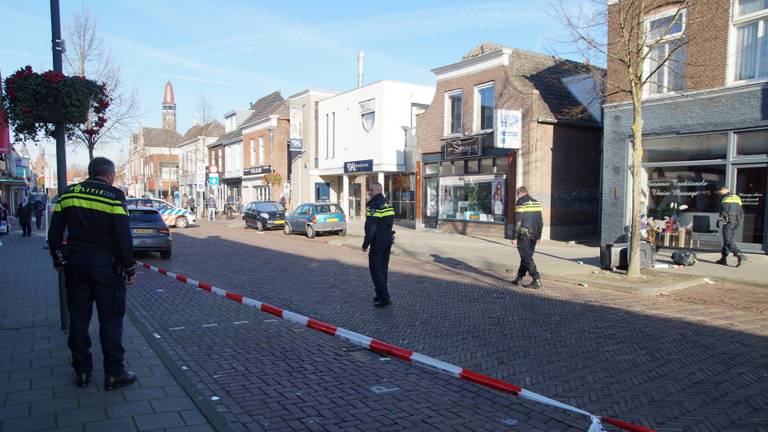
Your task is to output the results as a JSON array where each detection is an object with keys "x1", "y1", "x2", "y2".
[
  {"x1": 126, "y1": 198, "x2": 196, "y2": 228},
  {"x1": 128, "y1": 206, "x2": 172, "y2": 259},
  {"x1": 243, "y1": 201, "x2": 286, "y2": 231},
  {"x1": 284, "y1": 203, "x2": 346, "y2": 238}
]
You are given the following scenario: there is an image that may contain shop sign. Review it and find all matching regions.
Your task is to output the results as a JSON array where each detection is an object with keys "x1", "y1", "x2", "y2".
[
  {"x1": 741, "y1": 192, "x2": 763, "y2": 207},
  {"x1": 344, "y1": 159, "x2": 373, "y2": 173},
  {"x1": 208, "y1": 173, "x2": 219, "y2": 186},
  {"x1": 289, "y1": 139, "x2": 303, "y2": 151},
  {"x1": 491, "y1": 178, "x2": 505, "y2": 215},
  {"x1": 496, "y1": 109, "x2": 521, "y2": 149},
  {"x1": 647, "y1": 179, "x2": 709, "y2": 198},
  {"x1": 243, "y1": 165, "x2": 272, "y2": 176},
  {"x1": 444, "y1": 136, "x2": 481, "y2": 159}
]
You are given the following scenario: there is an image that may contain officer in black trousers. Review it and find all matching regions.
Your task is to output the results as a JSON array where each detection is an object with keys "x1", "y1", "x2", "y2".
[
  {"x1": 715, "y1": 185, "x2": 748, "y2": 267},
  {"x1": 48, "y1": 157, "x2": 138, "y2": 390},
  {"x1": 511, "y1": 186, "x2": 544, "y2": 289},
  {"x1": 362, "y1": 182, "x2": 395, "y2": 307}
]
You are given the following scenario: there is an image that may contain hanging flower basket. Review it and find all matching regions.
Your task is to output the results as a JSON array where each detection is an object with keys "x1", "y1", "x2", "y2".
[
  {"x1": 263, "y1": 171, "x2": 282, "y2": 186},
  {"x1": 0, "y1": 66, "x2": 110, "y2": 141}
]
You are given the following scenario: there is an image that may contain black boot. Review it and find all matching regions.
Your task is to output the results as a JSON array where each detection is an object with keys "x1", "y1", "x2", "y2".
[
  {"x1": 524, "y1": 279, "x2": 542, "y2": 289},
  {"x1": 105, "y1": 371, "x2": 137, "y2": 391},
  {"x1": 76, "y1": 371, "x2": 92, "y2": 388},
  {"x1": 511, "y1": 277, "x2": 522, "y2": 286},
  {"x1": 715, "y1": 256, "x2": 728, "y2": 266},
  {"x1": 736, "y1": 254, "x2": 747, "y2": 267}
]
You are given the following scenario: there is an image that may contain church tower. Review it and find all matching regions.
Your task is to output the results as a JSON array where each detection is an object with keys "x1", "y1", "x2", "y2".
[{"x1": 162, "y1": 81, "x2": 176, "y2": 132}]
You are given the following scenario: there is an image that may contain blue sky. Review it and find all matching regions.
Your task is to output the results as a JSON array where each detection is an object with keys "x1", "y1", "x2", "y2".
[{"x1": 1, "y1": 0, "x2": 588, "y2": 168}]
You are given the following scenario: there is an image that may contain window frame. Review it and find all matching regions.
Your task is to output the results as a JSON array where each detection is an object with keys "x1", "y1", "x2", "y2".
[
  {"x1": 728, "y1": 0, "x2": 768, "y2": 84},
  {"x1": 642, "y1": 7, "x2": 688, "y2": 98},
  {"x1": 473, "y1": 81, "x2": 495, "y2": 133},
  {"x1": 444, "y1": 89, "x2": 464, "y2": 137}
]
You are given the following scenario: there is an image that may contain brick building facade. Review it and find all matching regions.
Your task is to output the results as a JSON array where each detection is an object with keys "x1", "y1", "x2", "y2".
[
  {"x1": 601, "y1": 0, "x2": 768, "y2": 252},
  {"x1": 416, "y1": 44, "x2": 603, "y2": 239}
]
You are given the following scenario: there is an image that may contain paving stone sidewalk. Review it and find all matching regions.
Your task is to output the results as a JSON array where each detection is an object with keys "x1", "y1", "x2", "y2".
[{"x1": 0, "y1": 230, "x2": 216, "y2": 432}]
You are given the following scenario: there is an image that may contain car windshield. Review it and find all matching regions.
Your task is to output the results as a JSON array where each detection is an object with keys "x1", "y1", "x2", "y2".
[
  {"x1": 129, "y1": 209, "x2": 163, "y2": 223},
  {"x1": 255, "y1": 203, "x2": 283, "y2": 212}
]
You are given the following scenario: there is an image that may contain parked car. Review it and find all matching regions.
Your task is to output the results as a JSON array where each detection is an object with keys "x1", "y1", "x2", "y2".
[
  {"x1": 284, "y1": 203, "x2": 346, "y2": 238},
  {"x1": 243, "y1": 201, "x2": 286, "y2": 231},
  {"x1": 127, "y1": 206, "x2": 172, "y2": 259},
  {"x1": 126, "y1": 198, "x2": 196, "y2": 228}
]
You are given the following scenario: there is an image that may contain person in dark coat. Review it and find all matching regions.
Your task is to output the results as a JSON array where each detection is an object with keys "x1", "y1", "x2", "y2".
[
  {"x1": 362, "y1": 182, "x2": 396, "y2": 307},
  {"x1": 34, "y1": 199, "x2": 45, "y2": 229},
  {"x1": 16, "y1": 196, "x2": 33, "y2": 237},
  {"x1": 511, "y1": 186, "x2": 544, "y2": 289},
  {"x1": 715, "y1": 185, "x2": 747, "y2": 267}
]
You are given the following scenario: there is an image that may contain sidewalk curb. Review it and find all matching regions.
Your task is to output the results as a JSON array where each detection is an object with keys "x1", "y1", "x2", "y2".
[{"x1": 126, "y1": 309, "x2": 234, "y2": 432}]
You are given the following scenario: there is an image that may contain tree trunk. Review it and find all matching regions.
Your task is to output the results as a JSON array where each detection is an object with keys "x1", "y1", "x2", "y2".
[
  {"x1": 88, "y1": 145, "x2": 94, "y2": 161},
  {"x1": 628, "y1": 93, "x2": 644, "y2": 278}
]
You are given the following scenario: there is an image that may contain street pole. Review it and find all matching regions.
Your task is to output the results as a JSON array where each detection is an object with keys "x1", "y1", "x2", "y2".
[{"x1": 50, "y1": 0, "x2": 68, "y2": 331}]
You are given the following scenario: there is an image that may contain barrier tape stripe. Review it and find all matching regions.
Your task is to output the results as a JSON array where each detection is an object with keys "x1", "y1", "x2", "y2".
[{"x1": 137, "y1": 261, "x2": 655, "y2": 432}]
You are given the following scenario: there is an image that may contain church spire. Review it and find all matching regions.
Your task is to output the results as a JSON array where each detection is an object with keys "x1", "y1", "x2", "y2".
[{"x1": 162, "y1": 81, "x2": 176, "y2": 132}]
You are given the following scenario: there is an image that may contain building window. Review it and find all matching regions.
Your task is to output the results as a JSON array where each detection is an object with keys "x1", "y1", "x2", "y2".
[
  {"x1": 258, "y1": 137, "x2": 265, "y2": 165},
  {"x1": 733, "y1": 0, "x2": 768, "y2": 81},
  {"x1": 250, "y1": 139, "x2": 256, "y2": 166},
  {"x1": 474, "y1": 83, "x2": 495, "y2": 131},
  {"x1": 644, "y1": 165, "x2": 726, "y2": 219},
  {"x1": 159, "y1": 162, "x2": 178, "y2": 180},
  {"x1": 445, "y1": 90, "x2": 463, "y2": 136},
  {"x1": 643, "y1": 133, "x2": 728, "y2": 163},
  {"x1": 325, "y1": 114, "x2": 330, "y2": 159},
  {"x1": 438, "y1": 175, "x2": 507, "y2": 222},
  {"x1": 645, "y1": 9, "x2": 687, "y2": 96},
  {"x1": 735, "y1": 129, "x2": 768, "y2": 156}
]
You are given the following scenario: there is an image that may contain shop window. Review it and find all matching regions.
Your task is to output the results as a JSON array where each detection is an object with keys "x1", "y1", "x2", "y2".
[
  {"x1": 494, "y1": 157, "x2": 509, "y2": 173},
  {"x1": 480, "y1": 158, "x2": 494, "y2": 174},
  {"x1": 732, "y1": 0, "x2": 768, "y2": 81},
  {"x1": 466, "y1": 159, "x2": 479, "y2": 174},
  {"x1": 643, "y1": 133, "x2": 728, "y2": 163},
  {"x1": 735, "y1": 129, "x2": 768, "y2": 156},
  {"x1": 453, "y1": 161, "x2": 465, "y2": 175},
  {"x1": 425, "y1": 163, "x2": 439, "y2": 176},
  {"x1": 644, "y1": 9, "x2": 687, "y2": 96},
  {"x1": 644, "y1": 165, "x2": 726, "y2": 220},
  {"x1": 439, "y1": 175, "x2": 507, "y2": 223},
  {"x1": 440, "y1": 161, "x2": 453, "y2": 176}
]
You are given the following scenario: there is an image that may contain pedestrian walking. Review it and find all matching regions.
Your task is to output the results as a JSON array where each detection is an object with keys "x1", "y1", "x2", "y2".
[
  {"x1": 181, "y1": 193, "x2": 188, "y2": 210},
  {"x1": 33, "y1": 199, "x2": 45, "y2": 229},
  {"x1": 511, "y1": 186, "x2": 543, "y2": 289},
  {"x1": 16, "y1": 196, "x2": 33, "y2": 237},
  {"x1": 362, "y1": 182, "x2": 395, "y2": 307},
  {"x1": 716, "y1": 185, "x2": 747, "y2": 267},
  {"x1": 188, "y1": 196, "x2": 196, "y2": 216},
  {"x1": 206, "y1": 194, "x2": 217, "y2": 221},
  {"x1": 48, "y1": 157, "x2": 138, "y2": 391}
]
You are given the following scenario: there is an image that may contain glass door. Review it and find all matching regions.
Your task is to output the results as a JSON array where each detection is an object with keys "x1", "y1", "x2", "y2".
[
  {"x1": 423, "y1": 176, "x2": 439, "y2": 229},
  {"x1": 733, "y1": 165, "x2": 767, "y2": 251},
  {"x1": 348, "y1": 183, "x2": 362, "y2": 220}
]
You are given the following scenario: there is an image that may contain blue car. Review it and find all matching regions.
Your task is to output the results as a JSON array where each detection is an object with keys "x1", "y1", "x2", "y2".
[{"x1": 283, "y1": 203, "x2": 346, "y2": 238}]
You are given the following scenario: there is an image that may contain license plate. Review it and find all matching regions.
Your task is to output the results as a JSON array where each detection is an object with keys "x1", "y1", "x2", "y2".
[
  {"x1": 133, "y1": 228, "x2": 153, "y2": 234},
  {"x1": 274, "y1": 220, "x2": 285, "y2": 224},
  {"x1": 326, "y1": 218, "x2": 338, "y2": 223}
]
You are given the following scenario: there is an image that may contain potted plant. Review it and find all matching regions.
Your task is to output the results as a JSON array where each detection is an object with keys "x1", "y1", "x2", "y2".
[
  {"x1": 1, "y1": 65, "x2": 110, "y2": 141},
  {"x1": 263, "y1": 171, "x2": 282, "y2": 186}
]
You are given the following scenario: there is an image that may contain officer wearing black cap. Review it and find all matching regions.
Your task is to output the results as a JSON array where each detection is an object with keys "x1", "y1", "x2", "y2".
[
  {"x1": 362, "y1": 182, "x2": 396, "y2": 307},
  {"x1": 511, "y1": 186, "x2": 544, "y2": 289},
  {"x1": 48, "y1": 157, "x2": 138, "y2": 390}
]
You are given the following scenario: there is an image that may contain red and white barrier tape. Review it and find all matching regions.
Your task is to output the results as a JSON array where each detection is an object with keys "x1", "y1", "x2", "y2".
[{"x1": 137, "y1": 260, "x2": 654, "y2": 432}]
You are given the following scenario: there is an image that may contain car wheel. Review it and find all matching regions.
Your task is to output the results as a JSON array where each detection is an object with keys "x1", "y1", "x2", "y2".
[
  {"x1": 256, "y1": 220, "x2": 265, "y2": 232},
  {"x1": 306, "y1": 225, "x2": 316, "y2": 239},
  {"x1": 284, "y1": 223, "x2": 292, "y2": 235},
  {"x1": 338, "y1": 228, "x2": 347, "y2": 236},
  {"x1": 160, "y1": 250, "x2": 172, "y2": 259},
  {"x1": 175, "y1": 216, "x2": 188, "y2": 228}
]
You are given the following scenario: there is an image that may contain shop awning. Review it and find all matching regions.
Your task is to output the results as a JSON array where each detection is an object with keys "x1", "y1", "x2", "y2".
[{"x1": 0, "y1": 177, "x2": 29, "y2": 185}]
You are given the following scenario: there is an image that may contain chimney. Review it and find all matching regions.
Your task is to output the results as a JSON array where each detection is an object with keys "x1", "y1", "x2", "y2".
[{"x1": 357, "y1": 51, "x2": 365, "y2": 88}]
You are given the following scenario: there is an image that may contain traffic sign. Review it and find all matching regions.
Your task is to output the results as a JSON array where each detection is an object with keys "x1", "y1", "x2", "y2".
[{"x1": 208, "y1": 173, "x2": 219, "y2": 186}]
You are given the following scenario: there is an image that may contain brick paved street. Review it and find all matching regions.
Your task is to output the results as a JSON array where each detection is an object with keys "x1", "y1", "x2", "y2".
[{"x1": 129, "y1": 222, "x2": 768, "y2": 431}]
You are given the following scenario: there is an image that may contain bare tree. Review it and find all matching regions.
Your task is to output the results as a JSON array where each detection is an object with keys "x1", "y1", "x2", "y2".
[
  {"x1": 64, "y1": 5, "x2": 140, "y2": 160},
  {"x1": 555, "y1": 0, "x2": 715, "y2": 278},
  {"x1": 195, "y1": 95, "x2": 216, "y2": 136}
]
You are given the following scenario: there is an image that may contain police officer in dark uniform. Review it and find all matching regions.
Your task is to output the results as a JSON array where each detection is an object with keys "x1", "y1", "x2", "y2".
[
  {"x1": 715, "y1": 185, "x2": 747, "y2": 267},
  {"x1": 362, "y1": 182, "x2": 395, "y2": 307},
  {"x1": 48, "y1": 157, "x2": 138, "y2": 390},
  {"x1": 511, "y1": 186, "x2": 544, "y2": 289}
]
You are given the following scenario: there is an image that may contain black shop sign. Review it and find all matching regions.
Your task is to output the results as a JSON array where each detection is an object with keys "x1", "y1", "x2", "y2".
[{"x1": 444, "y1": 136, "x2": 481, "y2": 159}]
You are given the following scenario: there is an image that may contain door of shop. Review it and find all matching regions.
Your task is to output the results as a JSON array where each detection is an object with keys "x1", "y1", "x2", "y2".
[
  {"x1": 733, "y1": 165, "x2": 767, "y2": 251},
  {"x1": 348, "y1": 183, "x2": 362, "y2": 220},
  {"x1": 423, "y1": 176, "x2": 439, "y2": 229}
]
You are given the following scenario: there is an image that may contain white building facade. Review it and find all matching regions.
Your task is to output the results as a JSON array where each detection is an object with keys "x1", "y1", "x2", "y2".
[{"x1": 312, "y1": 81, "x2": 434, "y2": 221}]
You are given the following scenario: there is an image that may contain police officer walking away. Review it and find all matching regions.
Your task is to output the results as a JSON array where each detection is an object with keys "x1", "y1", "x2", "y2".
[
  {"x1": 511, "y1": 186, "x2": 544, "y2": 289},
  {"x1": 48, "y1": 157, "x2": 138, "y2": 390},
  {"x1": 362, "y1": 182, "x2": 395, "y2": 307},
  {"x1": 716, "y1": 185, "x2": 747, "y2": 267}
]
